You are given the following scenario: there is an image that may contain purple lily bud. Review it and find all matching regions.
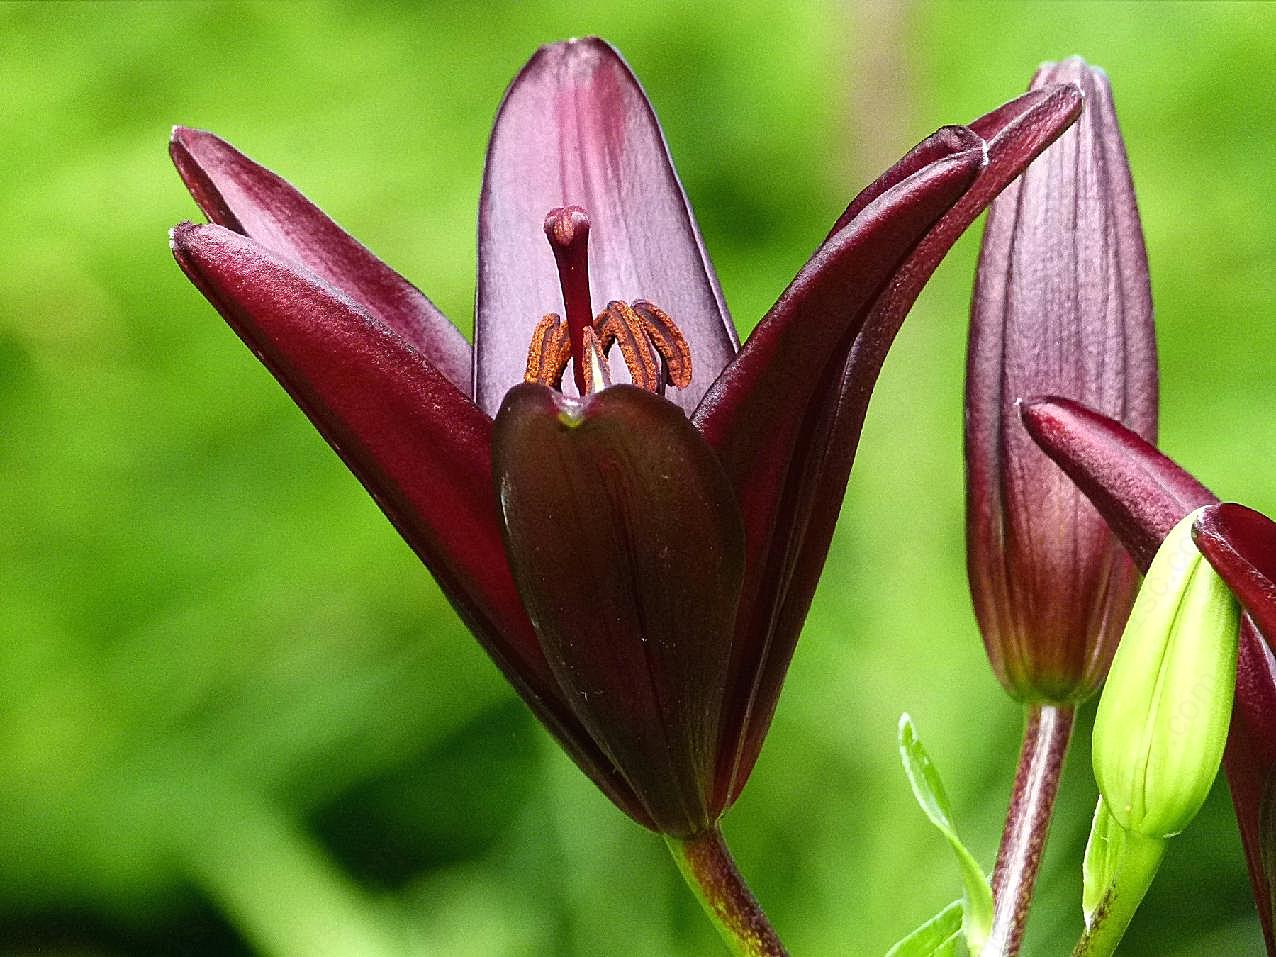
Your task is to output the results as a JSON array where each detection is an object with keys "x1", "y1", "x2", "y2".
[
  {"x1": 966, "y1": 59, "x2": 1157, "y2": 703},
  {"x1": 169, "y1": 37, "x2": 1080, "y2": 834}
]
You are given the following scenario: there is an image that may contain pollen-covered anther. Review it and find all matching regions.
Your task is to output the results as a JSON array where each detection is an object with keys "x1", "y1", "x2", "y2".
[
  {"x1": 596, "y1": 301, "x2": 661, "y2": 392},
  {"x1": 524, "y1": 297, "x2": 694, "y2": 397},
  {"x1": 632, "y1": 299, "x2": 692, "y2": 389},
  {"x1": 534, "y1": 202, "x2": 692, "y2": 397},
  {"x1": 595, "y1": 299, "x2": 693, "y2": 394},
  {"x1": 524, "y1": 312, "x2": 572, "y2": 388}
]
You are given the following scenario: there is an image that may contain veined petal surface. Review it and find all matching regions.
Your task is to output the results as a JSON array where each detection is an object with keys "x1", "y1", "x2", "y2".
[
  {"x1": 476, "y1": 37, "x2": 735, "y2": 416},
  {"x1": 1019, "y1": 397, "x2": 1211, "y2": 567},
  {"x1": 493, "y1": 384, "x2": 745, "y2": 835},
  {"x1": 170, "y1": 127, "x2": 471, "y2": 391},
  {"x1": 966, "y1": 61, "x2": 1155, "y2": 700}
]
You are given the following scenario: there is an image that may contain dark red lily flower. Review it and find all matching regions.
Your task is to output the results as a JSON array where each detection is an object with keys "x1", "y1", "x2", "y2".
[
  {"x1": 966, "y1": 58, "x2": 1157, "y2": 704},
  {"x1": 169, "y1": 37, "x2": 1080, "y2": 838},
  {"x1": 1021, "y1": 396, "x2": 1276, "y2": 952}
]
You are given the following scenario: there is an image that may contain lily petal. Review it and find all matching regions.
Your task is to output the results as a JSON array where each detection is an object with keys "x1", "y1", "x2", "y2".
[
  {"x1": 170, "y1": 221, "x2": 647, "y2": 825},
  {"x1": 1227, "y1": 635, "x2": 1276, "y2": 956},
  {"x1": 1195, "y1": 504, "x2": 1276, "y2": 653},
  {"x1": 493, "y1": 383, "x2": 745, "y2": 835},
  {"x1": 694, "y1": 140, "x2": 986, "y2": 802},
  {"x1": 476, "y1": 37, "x2": 735, "y2": 416},
  {"x1": 746, "y1": 86, "x2": 1087, "y2": 777},
  {"x1": 1021, "y1": 396, "x2": 1276, "y2": 952},
  {"x1": 170, "y1": 126, "x2": 472, "y2": 392},
  {"x1": 700, "y1": 84, "x2": 1082, "y2": 804},
  {"x1": 1018, "y1": 396, "x2": 1212, "y2": 567}
]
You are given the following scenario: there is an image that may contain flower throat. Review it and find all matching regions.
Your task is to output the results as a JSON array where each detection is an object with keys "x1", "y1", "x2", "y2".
[{"x1": 524, "y1": 205, "x2": 692, "y2": 396}]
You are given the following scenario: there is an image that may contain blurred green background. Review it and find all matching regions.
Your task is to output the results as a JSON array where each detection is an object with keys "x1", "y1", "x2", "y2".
[{"x1": 3, "y1": 1, "x2": 1275, "y2": 954}]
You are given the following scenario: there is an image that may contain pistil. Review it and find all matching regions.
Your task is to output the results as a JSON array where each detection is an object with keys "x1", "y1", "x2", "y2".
[{"x1": 544, "y1": 206, "x2": 594, "y2": 393}]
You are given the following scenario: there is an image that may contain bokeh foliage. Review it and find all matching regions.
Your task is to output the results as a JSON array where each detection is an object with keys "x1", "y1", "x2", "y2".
[{"x1": 2, "y1": 1, "x2": 1275, "y2": 954}]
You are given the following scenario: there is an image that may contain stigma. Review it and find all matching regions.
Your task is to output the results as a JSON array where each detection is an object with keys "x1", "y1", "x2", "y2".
[{"x1": 525, "y1": 206, "x2": 692, "y2": 396}]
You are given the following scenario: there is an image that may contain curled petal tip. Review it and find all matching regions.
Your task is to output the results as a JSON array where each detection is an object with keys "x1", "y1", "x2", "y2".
[
  {"x1": 1194, "y1": 503, "x2": 1276, "y2": 645},
  {"x1": 169, "y1": 124, "x2": 472, "y2": 390},
  {"x1": 168, "y1": 219, "x2": 209, "y2": 258},
  {"x1": 1019, "y1": 395, "x2": 1215, "y2": 573}
]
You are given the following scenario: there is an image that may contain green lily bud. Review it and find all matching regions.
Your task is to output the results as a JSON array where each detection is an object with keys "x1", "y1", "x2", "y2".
[{"x1": 1092, "y1": 507, "x2": 1240, "y2": 839}]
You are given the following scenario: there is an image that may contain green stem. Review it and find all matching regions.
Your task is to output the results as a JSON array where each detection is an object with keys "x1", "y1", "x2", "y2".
[
  {"x1": 1071, "y1": 829, "x2": 1166, "y2": 957},
  {"x1": 666, "y1": 826, "x2": 789, "y2": 957},
  {"x1": 985, "y1": 703, "x2": 1075, "y2": 957}
]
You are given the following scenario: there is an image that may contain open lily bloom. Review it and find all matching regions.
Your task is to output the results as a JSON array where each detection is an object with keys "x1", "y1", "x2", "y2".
[
  {"x1": 169, "y1": 37, "x2": 1080, "y2": 839},
  {"x1": 1021, "y1": 397, "x2": 1276, "y2": 952}
]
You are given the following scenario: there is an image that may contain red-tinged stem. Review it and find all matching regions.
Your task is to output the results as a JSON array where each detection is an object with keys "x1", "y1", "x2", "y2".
[
  {"x1": 666, "y1": 826, "x2": 789, "y2": 957},
  {"x1": 985, "y1": 703, "x2": 1076, "y2": 957}
]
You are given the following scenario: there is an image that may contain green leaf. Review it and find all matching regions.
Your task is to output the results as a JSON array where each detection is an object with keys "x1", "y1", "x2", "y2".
[
  {"x1": 885, "y1": 899, "x2": 964, "y2": 957},
  {"x1": 898, "y1": 714, "x2": 994, "y2": 955},
  {"x1": 1082, "y1": 796, "x2": 1125, "y2": 926}
]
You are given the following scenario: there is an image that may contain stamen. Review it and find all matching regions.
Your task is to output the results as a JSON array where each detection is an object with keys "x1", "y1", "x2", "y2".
[
  {"x1": 595, "y1": 301, "x2": 661, "y2": 393},
  {"x1": 529, "y1": 208, "x2": 694, "y2": 398},
  {"x1": 580, "y1": 326, "x2": 611, "y2": 395},
  {"x1": 544, "y1": 206, "x2": 593, "y2": 393},
  {"x1": 524, "y1": 312, "x2": 572, "y2": 388},
  {"x1": 632, "y1": 300, "x2": 693, "y2": 389}
]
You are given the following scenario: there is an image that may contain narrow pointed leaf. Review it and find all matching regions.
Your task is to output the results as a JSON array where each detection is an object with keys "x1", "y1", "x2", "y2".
[
  {"x1": 170, "y1": 127, "x2": 471, "y2": 391},
  {"x1": 493, "y1": 383, "x2": 745, "y2": 835},
  {"x1": 898, "y1": 715, "x2": 994, "y2": 954},
  {"x1": 1082, "y1": 797, "x2": 1125, "y2": 926},
  {"x1": 885, "y1": 900, "x2": 964, "y2": 957},
  {"x1": 1195, "y1": 504, "x2": 1276, "y2": 644},
  {"x1": 476, "y1": 38, "x2": 735, "y2": 416},
  {"x1": 171, "y1": 222, "x2": 646, "y2": 825}
]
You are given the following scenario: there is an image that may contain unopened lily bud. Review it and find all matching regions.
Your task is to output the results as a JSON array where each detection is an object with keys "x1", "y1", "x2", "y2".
[
  {"x1": 1092, "y1": 509, "x2": 1239, "y2": 839},
  {"x1": 965, "y1": 59, "x2": 1157, "y2": 703}
]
